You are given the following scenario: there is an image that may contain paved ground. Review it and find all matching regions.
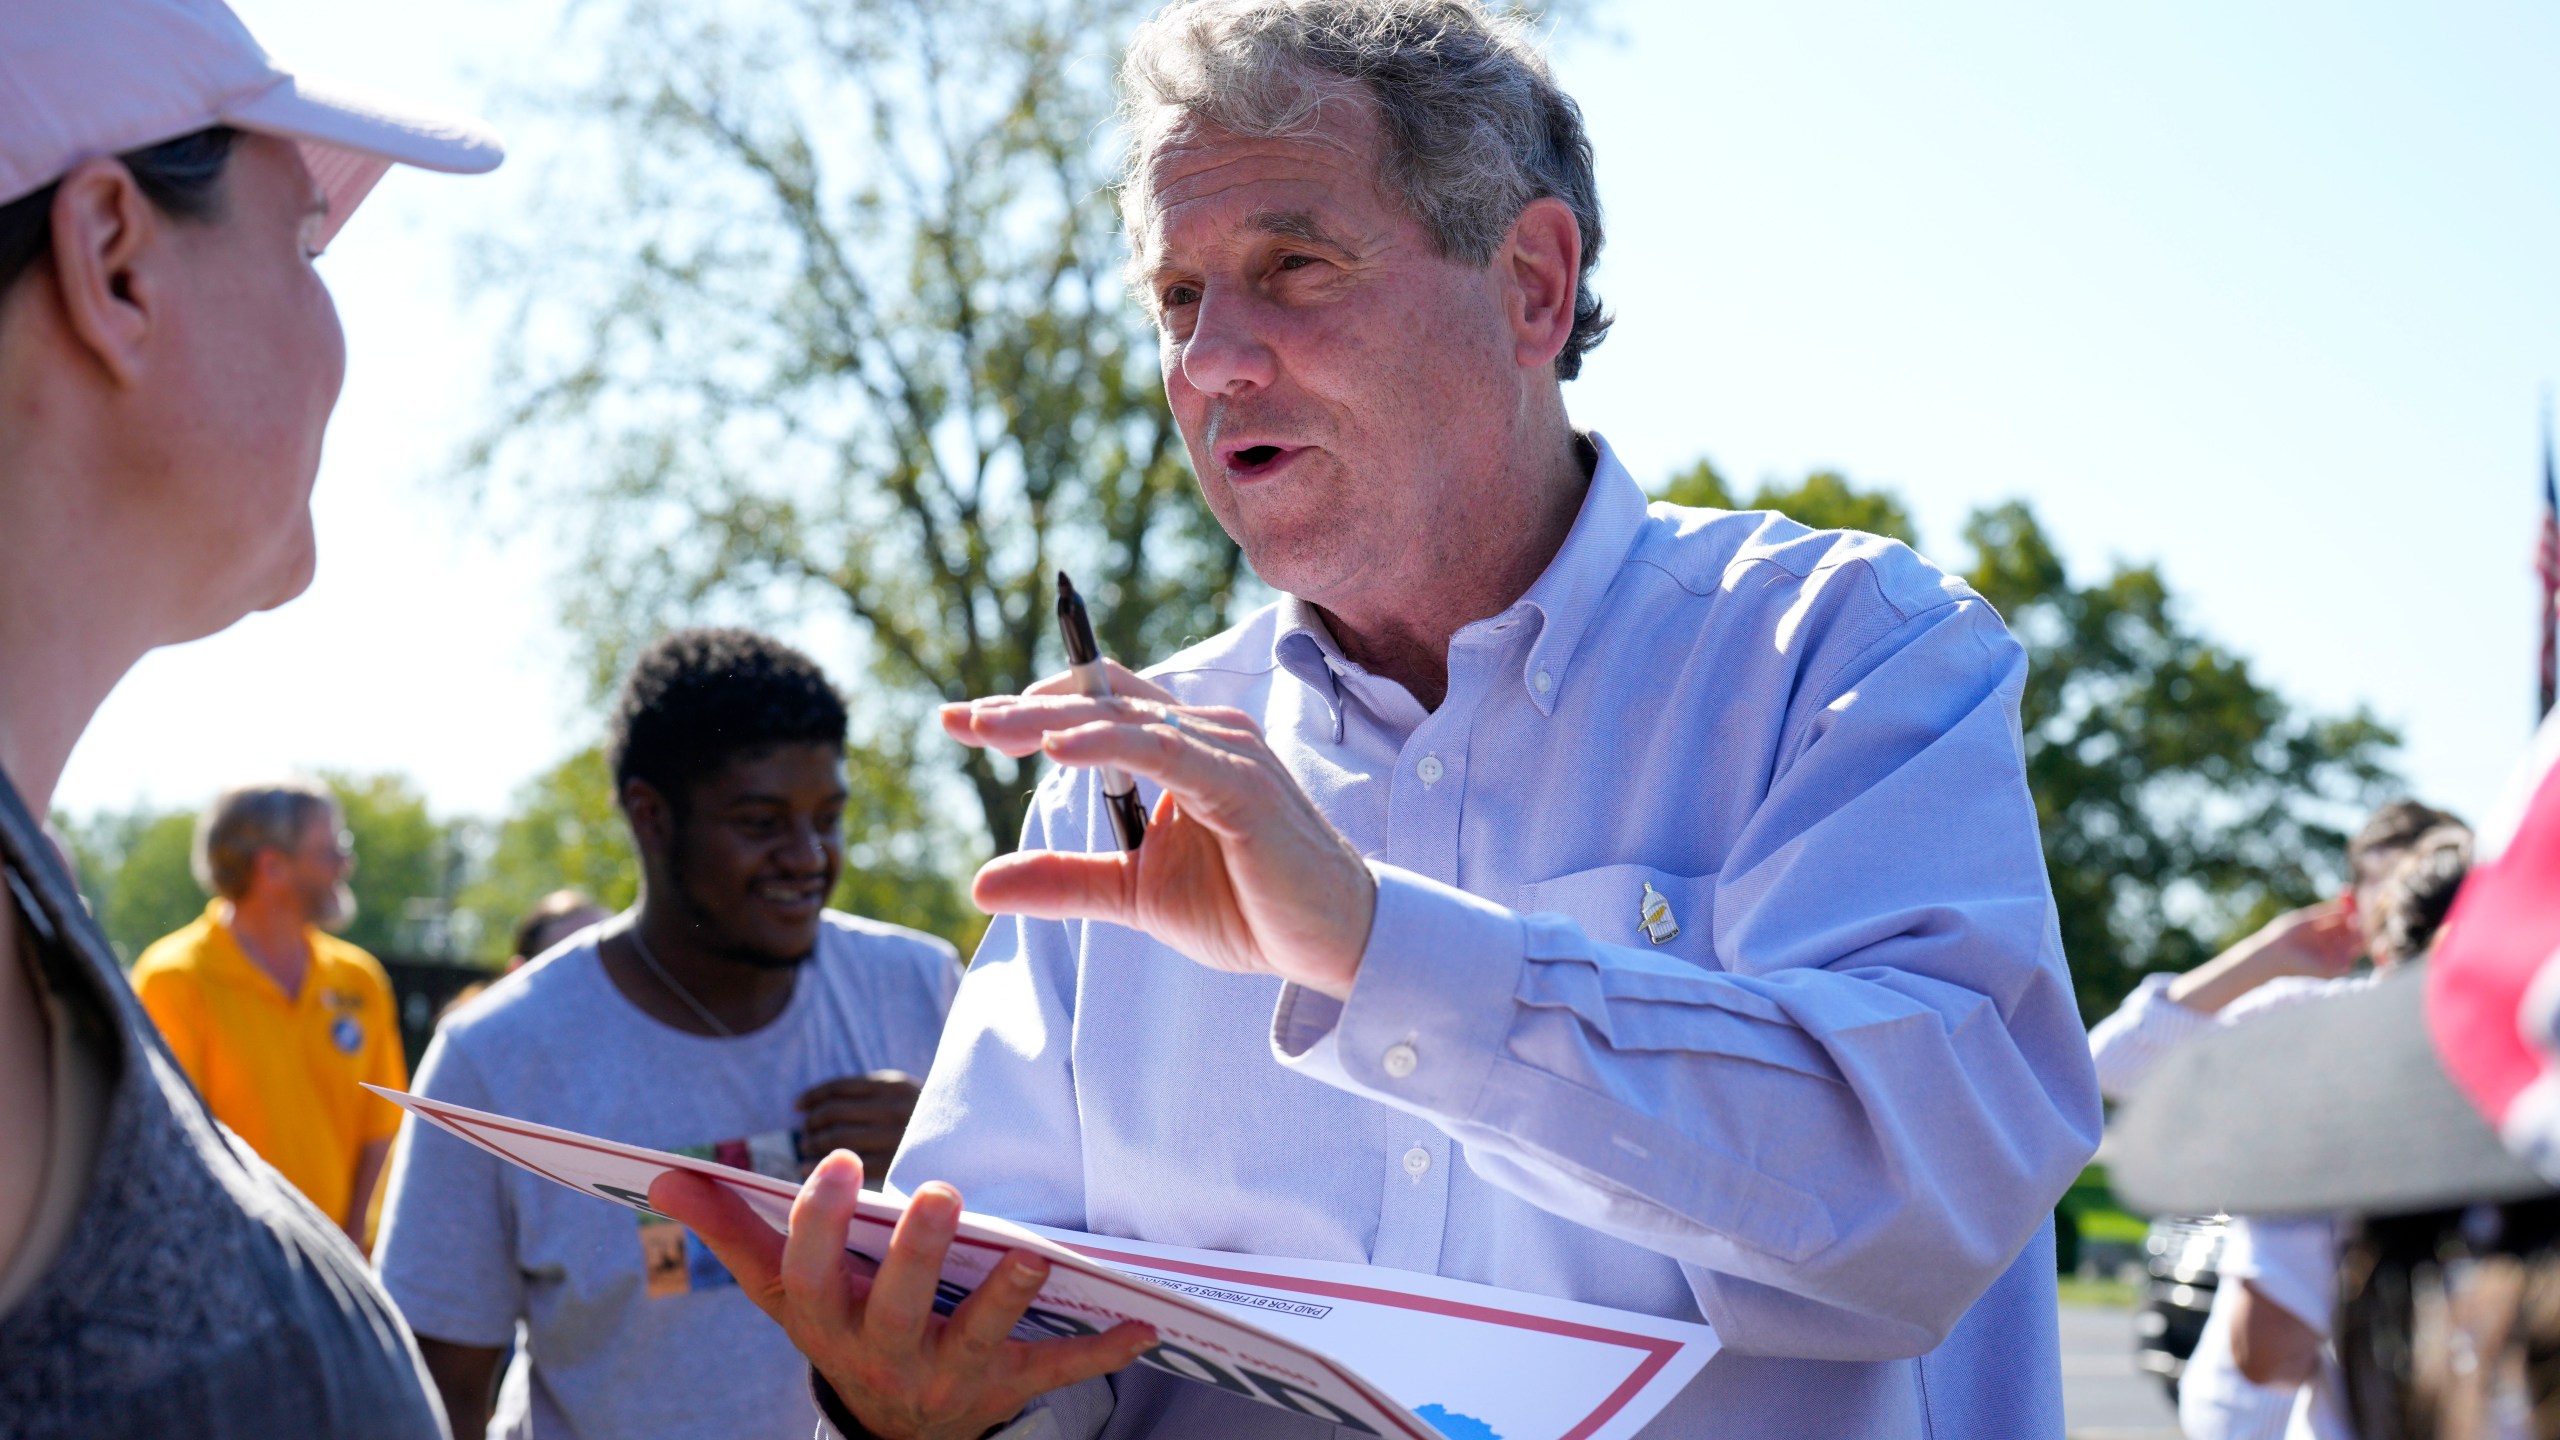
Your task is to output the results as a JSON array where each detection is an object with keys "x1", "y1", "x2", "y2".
[{"x1": 2061, "y1": 1303, "x2": 2181, "y2": 1439}]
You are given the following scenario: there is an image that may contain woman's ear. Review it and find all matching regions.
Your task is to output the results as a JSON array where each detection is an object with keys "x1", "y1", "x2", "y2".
[{"x1": 46, "y1": 157, "x2": 164, "y2": 388}]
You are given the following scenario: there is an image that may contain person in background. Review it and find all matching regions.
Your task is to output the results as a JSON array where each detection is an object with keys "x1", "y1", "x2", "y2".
[
  {"x1": 377, "y1": 627, "x2": 961, "y2": 1440},
  {"x1": 2108, "y1": 712, "x2": 2560, "y2": 1439},
  {"x1": 2210, "y1": 824, "x2": 2476, "y2": 1440},
  {"x1": 2090, "y1": 799, "x2": 2464, "y2": 1097},
  {"x1": 0, "y1": 0, "x2": 501, "y2": 1429},
  {"x1": 512, "y1": 889, "x2": 611, "y2": 971},
  {"x1": 2087, "y1": 805, "x2": 2468, "y2": 1440},
  {"x1": 129, "y1": 782, "x2": 405, "y2": 1252},
  {"x1": 435, "y1": 891, "x2": 613, "y2": 1031}
]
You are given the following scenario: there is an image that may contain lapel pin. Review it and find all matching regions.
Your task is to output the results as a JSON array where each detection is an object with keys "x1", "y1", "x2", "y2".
[{"x1": 1638, "y1": 881, "x2": 1681, "y2": 945}]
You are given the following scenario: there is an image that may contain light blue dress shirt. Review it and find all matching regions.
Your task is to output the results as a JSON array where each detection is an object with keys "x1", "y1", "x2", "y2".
[{"x1": 889, "y1": 436, "x2": 2104, "y2": 1439}]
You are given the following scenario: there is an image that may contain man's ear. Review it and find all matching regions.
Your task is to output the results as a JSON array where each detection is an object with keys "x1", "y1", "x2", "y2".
[
  {"x1": 247, "y1": 847, "x2": 292, "y2": 900},
  {"x1": 622, "y1": 778, "x2": 675, "y2": 859},
  {"x1": 47, "y1": 157, "x2": 164, "y2": 388},
  {"x1": 1501, "y1": 196, "x2": 1583, "y2": 373}
]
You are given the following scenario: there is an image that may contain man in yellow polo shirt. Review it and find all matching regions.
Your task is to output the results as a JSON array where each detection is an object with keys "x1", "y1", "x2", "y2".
[{"x1": 133, "y1": 782, "x2": 406, "y2": 1250}]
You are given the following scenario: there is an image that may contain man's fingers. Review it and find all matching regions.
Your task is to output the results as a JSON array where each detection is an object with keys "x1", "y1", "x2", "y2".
[
  {"x1": 780, "y1": 1153, "x2": 868, "y2": 1336},
  {"x1": 650, "y1": 1169, "x2": 787, "y2": 1316},
  {"x1": 796, "y1": 1072, "x2": 921, "y2": 1108},
  {"x1": 944, "y1": 1251, "x2": 1051, "y2": 1368},
  {"x1": 1006, "y1": 1321, "x2": 1161, "y2": 1397},
  {"x1": 864, "y1": 1182, "x2": 964, "y2": 1338},
  {"x1": 970, "y1": 848, "x2": 1138, "y2": 923},
  {"x1": 801, "y1": 1100, "x2": 921, "y2": 1130},
  {"x1": 1022, "y1": 659, "x2": 1177, "y2": 705},
  {"x1": 941, "y1": 695, "x2": 1132, "y2": 756},
  {"x1": 1037, "y1": 720, "x2": 1273, "y2": 830},
  {"x1": 943, "y1": 694, "x2": 1254, "y2": 760},
  {"x1": 802, "y1": 1128, "x2": 908, "y2": 1166}
]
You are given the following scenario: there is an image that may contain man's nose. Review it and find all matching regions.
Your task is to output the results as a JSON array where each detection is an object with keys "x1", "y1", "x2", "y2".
[
  {"x1": 1178, "y1": 288, "x2": 1278, "y2": 396},
  {"x1": 782, "y1": 822, "x2": 832, "y2": 870}
]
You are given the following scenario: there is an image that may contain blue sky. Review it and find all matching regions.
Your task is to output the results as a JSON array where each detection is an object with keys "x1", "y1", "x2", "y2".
[{"x1": 55, "y1": 0, "x2": 2560, "y2": 833}]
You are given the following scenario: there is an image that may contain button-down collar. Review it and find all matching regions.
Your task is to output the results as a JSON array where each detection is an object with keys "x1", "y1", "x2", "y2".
[{"x1": 1268, "y1": 432, "x2": 1653, "y2": 725}]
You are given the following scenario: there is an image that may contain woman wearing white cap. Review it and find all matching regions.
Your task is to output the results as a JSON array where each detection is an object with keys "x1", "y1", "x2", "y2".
[{"x1": 0, "y1": 0, "x2": 500, "y2": 1432}]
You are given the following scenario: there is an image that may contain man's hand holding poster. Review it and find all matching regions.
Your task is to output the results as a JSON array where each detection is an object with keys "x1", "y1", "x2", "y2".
[{"x1": 370, "y1": 1088, "x2": 1717, "y2": 1440}]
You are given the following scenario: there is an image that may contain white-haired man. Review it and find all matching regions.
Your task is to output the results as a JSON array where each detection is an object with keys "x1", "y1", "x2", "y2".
[{"x1": 656, "y1": 2, "x2": 2103, "y2": 1437}]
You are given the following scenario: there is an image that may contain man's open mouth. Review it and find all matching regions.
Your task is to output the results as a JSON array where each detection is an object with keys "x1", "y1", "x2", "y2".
[{"x1": 1221, "y1": 443, "x2": 1302, "y2": 478}]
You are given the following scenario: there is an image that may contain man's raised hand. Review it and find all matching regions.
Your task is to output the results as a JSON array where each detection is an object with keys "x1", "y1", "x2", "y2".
[
  {"x1": 647, "y1": 1155, "x2": 1155, "y2": 1440},
  {"x1": 940, "y1": 663, "x2": 1378, "y2": 1000}
]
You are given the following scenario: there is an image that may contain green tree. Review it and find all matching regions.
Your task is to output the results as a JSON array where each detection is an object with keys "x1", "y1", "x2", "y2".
[
  {"x1": 323, "y1": 772, "x2": 472, "y2": 961},
  {"x1": 465, "y1": 0, "x2": 1243, "y2": 862},
  {"x1": 1959, "y1": 504, "x2": 2396, "y2": 1020},
  {"x1": 457, "y1": 747, "x2": 639, "y2": 964},
  {"x1": 54, "y1": 805, "x2": 205, "y2": 964},
  {"x1": 1656, "y1": 459, "x2": 2397, "y2": 1021},
  {"x1": 1658, "y1": 459, "x2": 1919, "y2": 544}
]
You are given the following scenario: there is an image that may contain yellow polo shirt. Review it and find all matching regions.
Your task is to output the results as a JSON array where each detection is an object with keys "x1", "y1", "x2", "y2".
[{"x1": 132, "y1": 902, "x2": 407, "y2": 1230}]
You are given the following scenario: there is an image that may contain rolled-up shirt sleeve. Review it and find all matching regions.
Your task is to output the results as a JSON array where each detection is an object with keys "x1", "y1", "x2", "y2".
[
  {"x1": 2088, "y1": 972, "x2": 2216, "y2": 1102},
  {"x1": 1275, "y1": 599, "x2": 2104, "y2": 1360}
]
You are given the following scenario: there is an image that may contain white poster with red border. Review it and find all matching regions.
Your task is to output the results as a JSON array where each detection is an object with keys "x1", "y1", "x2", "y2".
[{"x1": 372, "y1": 1087, "x2": 1717, "y2": 1440}]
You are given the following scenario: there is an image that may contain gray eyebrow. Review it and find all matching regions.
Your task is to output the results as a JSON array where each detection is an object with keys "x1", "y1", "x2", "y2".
[{"x1": 1246, "y1": 208, "x2": 1349, "y2": 249}]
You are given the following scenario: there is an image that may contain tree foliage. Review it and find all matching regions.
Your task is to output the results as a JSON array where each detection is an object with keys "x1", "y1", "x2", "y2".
[
  {"x1": 1656, "y1": 459, "x2": 2400, "y2": 1020},
  {"x1": 466, "y1": 0, "x2": 1243, "y2": 860},
  {"x1": 54, "y1": 807, "x2": 204, "y2": 965},
  {"x1": 322, "y1": 772, "x2": 467, "y2": 960},
  {"x1": 53, "y1": 774, "x2": 473, "y2": 964}
]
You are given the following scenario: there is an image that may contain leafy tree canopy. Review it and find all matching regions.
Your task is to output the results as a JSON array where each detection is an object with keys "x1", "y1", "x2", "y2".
[
  {"x1": 54, "y1": 807, "x2": 203, "y2": 965},
  {"x1": 53, "y1": 773, "x2": 470, "y2": 965},
  {"x1": 1655, "y1": 460, "x2": 2400, "y2": 1020},
  {"x1": 464, "y1": 0, "x2": 1243, "y2": 862}
]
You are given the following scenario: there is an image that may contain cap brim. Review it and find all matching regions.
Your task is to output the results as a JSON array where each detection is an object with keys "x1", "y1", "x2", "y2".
[
  {"x1": 220, "y1": 73, "x2": 502, "y2": 246},
  {"x1": 2110, "y1": 962, "x2": 2555, "y2": 1218}
]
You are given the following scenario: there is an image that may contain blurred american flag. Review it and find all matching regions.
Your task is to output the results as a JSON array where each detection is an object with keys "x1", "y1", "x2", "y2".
[{"x1": 2541, "y1": 401, "x2": 2558, "y2": 719}]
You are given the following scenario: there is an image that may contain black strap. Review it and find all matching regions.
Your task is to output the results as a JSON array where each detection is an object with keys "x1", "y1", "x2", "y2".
[{"x1": 0, "y1": 763, "x2": 129, "y2": 1074}]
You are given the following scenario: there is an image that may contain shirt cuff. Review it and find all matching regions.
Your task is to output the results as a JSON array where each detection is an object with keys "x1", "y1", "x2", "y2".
[{"x1": 1270, "y1": 862, "x2": 1525, "y2": 1124}]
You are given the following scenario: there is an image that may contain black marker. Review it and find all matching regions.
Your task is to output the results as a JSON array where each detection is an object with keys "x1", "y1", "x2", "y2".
[{"x1": 1056, "y1": 571, "x2": 1148, "y2": 851}]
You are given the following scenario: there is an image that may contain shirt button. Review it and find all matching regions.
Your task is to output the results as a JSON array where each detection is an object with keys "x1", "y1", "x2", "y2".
[
  {"x1": 1382, "y1": 1042, "x2": 1419, "y2": 1079},
  {"x1": 1402, "y1": 1147, "x2": 1432, "y2": 1179},
  {"x1": 1416, "y1": 754, "x2": 1444, "y2": 785},
  {"x1": 1535, "y1": 669, "x2": 1554, "y2": 694}
]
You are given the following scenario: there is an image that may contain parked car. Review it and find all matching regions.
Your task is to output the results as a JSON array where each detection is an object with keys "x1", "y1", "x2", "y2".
[{"x1": 2134, "y1": 1212, "x2": 2232, "y2": 1401}]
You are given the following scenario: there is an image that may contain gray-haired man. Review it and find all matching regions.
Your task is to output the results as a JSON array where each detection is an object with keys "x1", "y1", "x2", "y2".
[
  {"x1": 132, "y1": 782, "x2": 405, "y2": 1252},
  {"x1": 657, "y1": 2, "x2": 2102, "y2": 1436}
]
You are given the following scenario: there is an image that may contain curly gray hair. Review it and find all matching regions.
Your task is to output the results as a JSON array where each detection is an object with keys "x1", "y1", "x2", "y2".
[{"x1": 1120, "y1": 0, "x2": 1610, "y2": 379}]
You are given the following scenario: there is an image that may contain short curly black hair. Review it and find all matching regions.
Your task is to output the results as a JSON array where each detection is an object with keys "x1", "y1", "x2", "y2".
[{"x1": 608, "y1": 628, "x2": 848, "y2": 805}]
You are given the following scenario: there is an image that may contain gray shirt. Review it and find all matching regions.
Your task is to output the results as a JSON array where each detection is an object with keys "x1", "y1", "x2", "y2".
[
  {"x1": 378, "y1": 914, "x2": 958, "y2": 1440},
  {"x1": 0, "y1": 768, "x2": 447, "y2": 1440}
]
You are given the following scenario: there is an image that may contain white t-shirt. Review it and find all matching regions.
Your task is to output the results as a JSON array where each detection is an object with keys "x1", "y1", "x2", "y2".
[
  {"x1": 2220, "y1": 1216, "x2": 2351, "y2": 1440},
  {"x1": 376, "y1": 914, "x2": 959, "y2": 1439},
  {"x1": 2177, "y1": 1277, "x2": 2303, "y2": 1440}
]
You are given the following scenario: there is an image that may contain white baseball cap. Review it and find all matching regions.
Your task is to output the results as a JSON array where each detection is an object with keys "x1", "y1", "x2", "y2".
[{"x1": 0, "y1": 0, "x2": 503, "y2": 246}]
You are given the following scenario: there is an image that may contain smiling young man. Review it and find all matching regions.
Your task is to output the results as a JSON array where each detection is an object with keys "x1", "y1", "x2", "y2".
[
  {"x1": 376, "y1": 628, "x2": 960, "y2": 1440},
  {"x1": 654, "y1": 3, "x2": 2103, "y2": 1438}
]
